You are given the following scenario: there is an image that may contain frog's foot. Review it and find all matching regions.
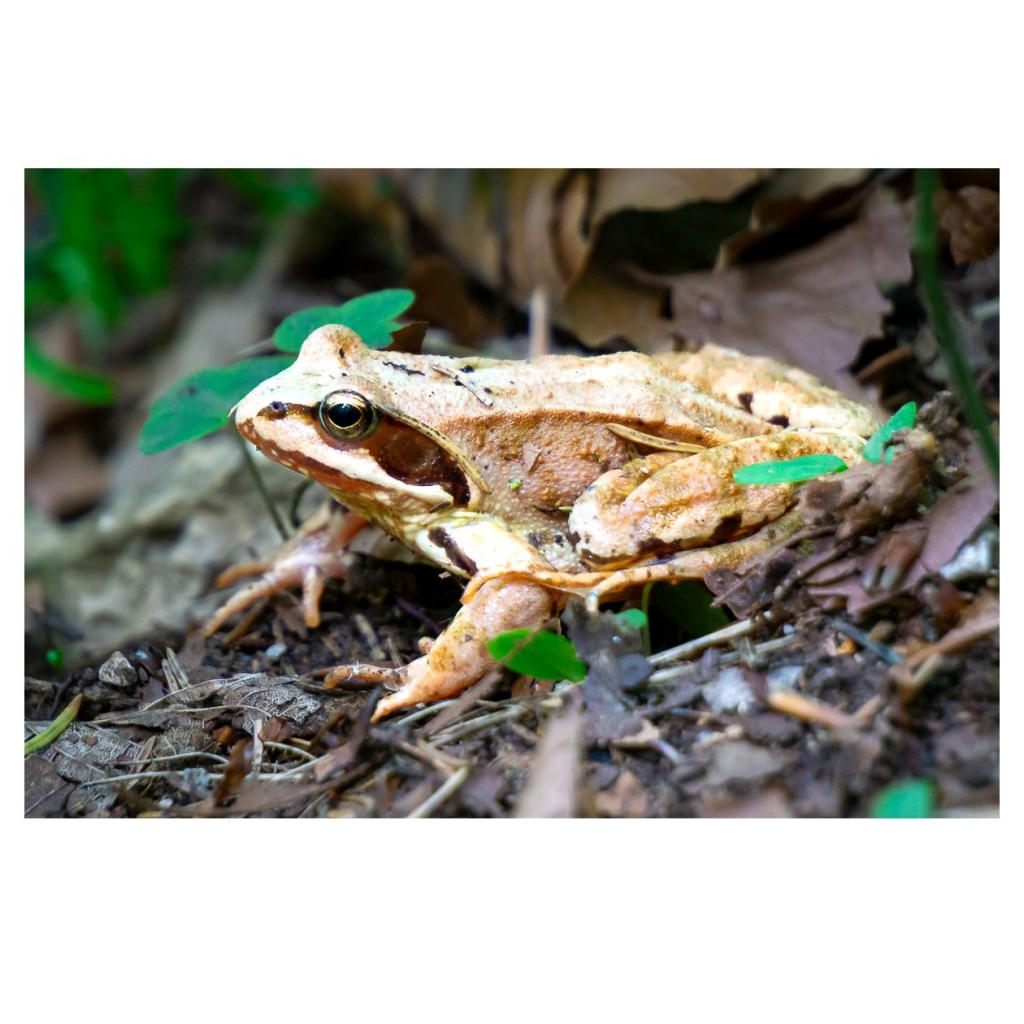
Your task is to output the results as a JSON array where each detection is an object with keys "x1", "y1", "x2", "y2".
[
  {"x1": 203, "y1": 507, "x2": 368, "y2": 635},
  {"x1": 326, "y1": 577, "x2": 557, "y2": 722}
]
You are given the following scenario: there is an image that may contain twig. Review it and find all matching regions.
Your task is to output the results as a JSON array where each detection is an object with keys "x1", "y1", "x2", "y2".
[
  {"x1": 767, "y1": 690, "x2": 859, "y2": 730},
  {"x1": 430, "y1": 705, "x2": 525, "y2": 746},
  {"x1": 647, "y1": 634, "x2": 799, "y2": 685},
  {"x1": 386, "y1": 735, "x2": 465, "y2": 776},
  {"x1": 646, "y1": 617, "x2": 759, "y2": 666},
  {"x1": 406, "y1": 765, "x2": 470, "y2": 819},
  {"x1": 234, "y1": 428, "x2": 290, "y2": 541},
  {"x1": 261, "y1": 740, "x2": 317, "y2": 763}
]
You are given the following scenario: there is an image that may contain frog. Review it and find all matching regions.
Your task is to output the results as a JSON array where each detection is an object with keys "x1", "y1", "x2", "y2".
[{"x1": 205, "y1": 324, "x2": 878, "y2": 720}]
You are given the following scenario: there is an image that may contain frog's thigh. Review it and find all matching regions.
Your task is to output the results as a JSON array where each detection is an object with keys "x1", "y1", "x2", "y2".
[
  {"x1": 369, "y1": 578, "x2": 557, "y2": 720},
  {"x1": 569, "y1": 432, "x2": 861, "y2": 567}
]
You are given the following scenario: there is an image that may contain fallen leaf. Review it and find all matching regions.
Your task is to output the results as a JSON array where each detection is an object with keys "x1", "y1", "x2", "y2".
[
  {"x1": 211, "y1": 739, "x2": 252, "y2": 806},
  {"x1": 717, "y1": 168, "x2": 871, "y2": 265},
  {"x1": 807, "y1": 469, "x2": 998, "y2": 617},
  {"x1": 940, "y1": 186, "x2": 999, "y2": 265},
  {"x1": 904, "y1": 589, "x2": 998, "y2": 669},
  {"x1": 705, "y1": 740, "x2": 788, "y2": 787},
  {"x1": 515, "y1": 688, "x2": 583, "y2": 818},
  {"x1": 593, "y1": 770, "x2": 649, "y2": 818},
  {"x1": 657, "y1": 199, "x2": 912, "y2": 398},
  {"x1": 699, "y1": 786, "x2": 793, "y2": 818},
  {"x1": 563, "y1": 602, "x2": 648, "y2": 745}
]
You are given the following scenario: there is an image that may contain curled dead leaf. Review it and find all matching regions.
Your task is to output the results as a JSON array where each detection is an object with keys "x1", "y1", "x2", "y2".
[{"x1": 940, "y1": 186, "x2": 999, "y2": 265}]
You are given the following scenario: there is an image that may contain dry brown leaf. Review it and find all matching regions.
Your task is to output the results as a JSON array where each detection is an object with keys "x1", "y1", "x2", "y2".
[
  {"x1": 589, "y1": 168, "x2": 768, "y2": 223},
  {"x1": 657, "y1": 199, "x2": 912, "y2": 398},
  {"x1": 904, "y1": 590, "x2": 999, "y2": 669},
  {"x1": 404, "y1": 254, "x2": 501, "y2": 347},
  {"x1": 393, "y1": 169, "x2": 899, "y2": 396},
  {"x1": 940, "y1": 186, "x2": 999, "y2": 265},
  {"x1": 717, "y1": 168, "x2": 871, "y2": 265},
  {"x1": 394, "y1": 168, "x2": 767, "y2": 322},
  {"x1": 514, "y1": 689, "x2": 583, "y2": 818},
  {"x1": 593, "y1": 770, "x2": 649, "y2": 818},
  {"x1": 807, "y1": 469, "x2": 998, "y2": 617}
]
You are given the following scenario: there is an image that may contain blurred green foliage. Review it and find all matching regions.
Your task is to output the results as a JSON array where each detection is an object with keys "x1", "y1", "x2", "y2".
[
  {"x1": 25, "y1": 169, "x2": 319, "y2": 402},
  {"x1": 26, "y1": 169, "x2": 186, "y2": 348},
  {"x1": 140, "y1": 290, "x2": 415, "y2": 454}
]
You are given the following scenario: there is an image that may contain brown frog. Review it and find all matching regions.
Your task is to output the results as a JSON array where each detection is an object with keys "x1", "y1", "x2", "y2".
[{"x1": 205, "y1": 325, "x2": 876, "y2": 719}]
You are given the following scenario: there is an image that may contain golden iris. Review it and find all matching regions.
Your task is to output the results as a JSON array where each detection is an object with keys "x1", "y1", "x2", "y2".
[{"x1": 318, "y1": 390, "x2": 380, "y2": 440}]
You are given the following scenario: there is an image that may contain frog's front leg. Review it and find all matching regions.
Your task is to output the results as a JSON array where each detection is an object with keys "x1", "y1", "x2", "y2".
[
  {"x1": 327, "y1": 517, "x2": 558, "y2": 721},
  {"x1": 331, "y1": 577, "x2": 557, "y2": 721},
  {"x1": 203, "y1": 503, "x2": 368, "y2": 635}
]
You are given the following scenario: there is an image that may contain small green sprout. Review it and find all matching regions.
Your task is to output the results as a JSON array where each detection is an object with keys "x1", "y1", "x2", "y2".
[
  {"x1": 731, "y1": 402, "x2": 919, "y2": 487},
  {"x1": 862, "y1": 402, "x2": 917, "y2": 463},
  {"x1": 614, "y1": 608, "x2": 648, "y2": 630},
  {"x1": 509, "y1": 478, "x2": 522, "y2": 490},
  {"x1": 732, "y1": 453, "x2": 848, "y2": 486},
  {"x1": 869, "y1": 778, "x2": 935, "y2": 818},
  {"x1": 139, "y1": 356, "x2": 294, "y2": 455},
  {"x1": 487, "y1": 629, "x2": 587, "y2": 682},
  {"x1": 24, "y1": 694, "x2": 83, "y2": 756}
]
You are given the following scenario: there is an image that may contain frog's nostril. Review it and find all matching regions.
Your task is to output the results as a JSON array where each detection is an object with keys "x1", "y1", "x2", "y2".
[{"x1": 265, "y1": 400, "x2": 288, "y2": 418}]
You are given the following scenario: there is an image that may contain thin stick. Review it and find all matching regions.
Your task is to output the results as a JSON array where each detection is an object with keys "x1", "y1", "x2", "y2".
[
  {"x1": 646, "y1": 617, "x2": 759, "y2": 666},
  {"x1": 234, "y1": 429, "x2": 289, "y2": 541},
  {"x1": 406, "y1": 765, "x2": 471, "y2": 819}
]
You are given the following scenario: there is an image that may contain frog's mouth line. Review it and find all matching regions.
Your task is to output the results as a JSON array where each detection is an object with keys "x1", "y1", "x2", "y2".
[{"x1": 236, "y1": 407, "x2": 471, "y2": 509}]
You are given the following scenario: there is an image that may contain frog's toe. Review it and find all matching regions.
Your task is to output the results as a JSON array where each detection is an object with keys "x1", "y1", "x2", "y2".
[
  {"x1": 368, "y1": 658, "x2": 470, "y2": 722},
  {"x1": 204, "y1": 546, "x2": 353, "y2": 635},
  {"x1": 325, "y1": 663, "x2": 405, "y2": 688}
]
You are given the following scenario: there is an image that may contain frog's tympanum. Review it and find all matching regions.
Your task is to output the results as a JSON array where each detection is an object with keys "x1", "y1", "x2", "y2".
[{"x1": 205, "y1": 326, "x2": 878, "y2": 720}]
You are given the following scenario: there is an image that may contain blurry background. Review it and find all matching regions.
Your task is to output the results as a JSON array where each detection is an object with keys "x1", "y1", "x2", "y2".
[{"x1": 24, "y1": 168, "x2": 999, "y2": 678}]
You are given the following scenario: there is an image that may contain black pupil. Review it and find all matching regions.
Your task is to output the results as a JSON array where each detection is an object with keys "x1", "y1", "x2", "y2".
[{"x1": 328, "y1": 403, "x2": 363, "y2": 429}]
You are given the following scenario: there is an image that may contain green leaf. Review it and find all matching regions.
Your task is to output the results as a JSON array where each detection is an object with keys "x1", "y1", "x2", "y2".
[
  {"x1": 139, "y1": 354, "x2": 294, "y2": 454},
  {"x1": 614, "y1": 608, "x2": 648, "y2": 630},
  {"x1": 652, "y1": 579, "x2": 730, "y2": 638},
  {"x1": 732, "y1": 453, "x2": 848, "y2": 485},
  {"x1": 869, "y1": 778, "x2": 936, "y2": 818},
  {"x1": 487, "y1": 629, "x2": 587, "y2": 682},
  {"x1": 863, "y1": 402, "x2": 917, "y2": 463},
  {"x1": 273, "y1": 289, "x2": 415, "y2": 352},
  {"x1": 25, "y1": 335, "x2": 115, "y2": 405}
]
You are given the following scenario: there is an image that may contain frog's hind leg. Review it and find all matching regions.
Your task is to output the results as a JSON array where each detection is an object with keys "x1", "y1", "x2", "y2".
[
  {"x1": 327, "y1": 577, "x2": 557, "y2": 721},
  {"x1": 461, "y1": 508, "x2": 808, "y2": 603},
  {"x1": 568, "y1": 431, "x2": 864, "y2": 570},
  {"x1": 203, "y1": 505, "x2": 367, "y2": 635}
]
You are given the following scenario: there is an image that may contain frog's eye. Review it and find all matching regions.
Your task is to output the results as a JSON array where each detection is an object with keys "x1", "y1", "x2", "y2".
[{"x1": 318, "y1": 390, "x2": 380, "y2": 441}]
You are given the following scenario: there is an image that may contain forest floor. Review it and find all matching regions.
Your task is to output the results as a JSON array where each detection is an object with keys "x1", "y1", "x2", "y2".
[{"x1": 24, "y1": 170, "x2": 999, "y2": 818}]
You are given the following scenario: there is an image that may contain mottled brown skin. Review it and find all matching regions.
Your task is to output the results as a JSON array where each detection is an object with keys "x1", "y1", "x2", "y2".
[{"x1": 211, "y1": 325, "x2": 878, "y2": 719}]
